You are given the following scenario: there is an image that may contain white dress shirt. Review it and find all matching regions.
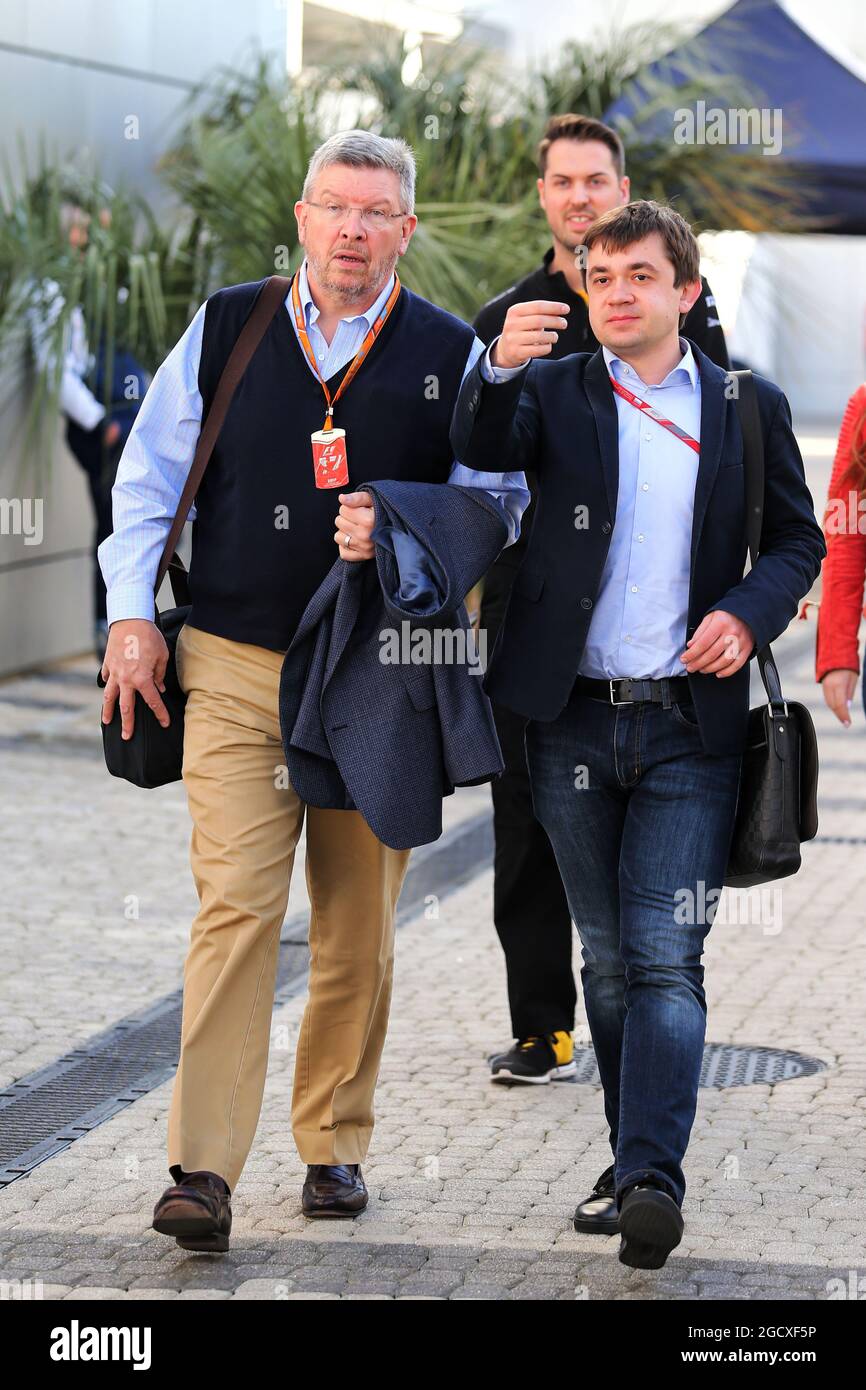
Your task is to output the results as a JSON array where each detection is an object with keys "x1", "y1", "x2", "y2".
[{"x1": 27, "y1": 278, "x2": 106, "y2": 431}]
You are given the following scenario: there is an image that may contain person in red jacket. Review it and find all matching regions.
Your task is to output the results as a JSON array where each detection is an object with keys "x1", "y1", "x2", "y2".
[{"x1": 816, "y1": 384, "x2": 866, "y2": 724}]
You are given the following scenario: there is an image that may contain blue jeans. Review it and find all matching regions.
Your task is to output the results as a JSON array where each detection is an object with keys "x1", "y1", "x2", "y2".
[{"x1": 525, "y1": 689, "x2": 742, "y2": 1208}]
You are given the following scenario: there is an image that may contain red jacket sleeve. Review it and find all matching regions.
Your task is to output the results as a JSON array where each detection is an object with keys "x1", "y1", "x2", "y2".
[{"x1": 815, "y1": 383, "x2": 866, "y2": 682}]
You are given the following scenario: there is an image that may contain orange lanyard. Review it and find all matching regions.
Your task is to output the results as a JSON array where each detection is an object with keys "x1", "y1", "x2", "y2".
[{"x1": 291, "y1": 269, "x2": 402, "y2": 430}]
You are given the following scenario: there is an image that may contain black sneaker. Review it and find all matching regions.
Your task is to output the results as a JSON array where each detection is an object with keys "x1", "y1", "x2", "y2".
[{"x1": 489, "y1": 1032, "x2": 577, "y2": 1084}]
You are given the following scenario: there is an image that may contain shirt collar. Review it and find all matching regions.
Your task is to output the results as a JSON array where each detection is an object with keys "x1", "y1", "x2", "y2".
[
  {"x1": 298, "y1": 258, "x2": 396, "y2": 332},
  {"x1": 602, "y1": 336, "x2": 699, "y2": 392}
]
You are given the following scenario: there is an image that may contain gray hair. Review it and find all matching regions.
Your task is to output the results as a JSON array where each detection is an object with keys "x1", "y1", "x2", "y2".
[{"x1": 302, "y1": 130, "x2": 416, "y2": 214}]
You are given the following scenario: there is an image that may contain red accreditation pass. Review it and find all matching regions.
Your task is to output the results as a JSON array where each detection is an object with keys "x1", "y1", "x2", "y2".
[{"x1": 311, "y1": 427, "x2": 349, "y2": 489}]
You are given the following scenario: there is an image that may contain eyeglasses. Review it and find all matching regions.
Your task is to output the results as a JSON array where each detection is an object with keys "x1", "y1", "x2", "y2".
[{"x1": 305, "y1": 201, "x2": 406, "y2": 231}]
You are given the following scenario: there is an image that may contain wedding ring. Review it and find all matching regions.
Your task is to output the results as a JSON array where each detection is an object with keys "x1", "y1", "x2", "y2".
[{"x1": 342, "y1": 533, "x2": 352, "y2": 548}]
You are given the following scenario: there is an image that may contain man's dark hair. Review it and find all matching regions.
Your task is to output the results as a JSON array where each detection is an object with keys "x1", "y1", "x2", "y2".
[
  {"x1": 582, "y1": 199, "x2": 701, "y2": 288},
  {"x1": 537, "y1": 114, "x2": 626, "y2": 181}
]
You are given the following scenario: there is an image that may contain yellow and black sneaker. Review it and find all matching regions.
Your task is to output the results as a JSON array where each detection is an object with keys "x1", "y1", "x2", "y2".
[{"x1": 489, "y1": 1032, "x2": 576, "y2": 1084}]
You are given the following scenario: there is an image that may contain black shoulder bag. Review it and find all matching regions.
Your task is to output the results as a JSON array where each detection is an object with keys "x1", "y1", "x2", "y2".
[
  {"x1": 96, "y1": 275, "x2": 291, "y2": 788},
  {"x1": 723, "y1": 369, "x2": 819, "y2": 887}
]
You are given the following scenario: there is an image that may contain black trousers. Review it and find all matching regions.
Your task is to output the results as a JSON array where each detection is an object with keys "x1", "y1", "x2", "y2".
[
  {"x1": 481, "y1": 568, "x2": 576, "y2": 1038},
  {"x1": 65, "y1": 417, "x2": 122, "y2": 626}
]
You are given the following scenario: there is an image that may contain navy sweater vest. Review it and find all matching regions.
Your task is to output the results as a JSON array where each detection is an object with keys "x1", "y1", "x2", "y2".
[{"x1": 187, "y1": 276, "x2": 475, "y2": 651}]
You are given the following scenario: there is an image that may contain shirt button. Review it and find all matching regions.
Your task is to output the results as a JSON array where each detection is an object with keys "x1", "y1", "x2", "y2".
[
  {"x1": 580, "y1": 596, "x2": 593, "y2": 610},
  {"x1": 631, "y1": 585, "x2": 638, "y2": 593},
  {"x1": 638, "y1": 534, "x2": 645, "y2": 542},
  {"x1": 644, "y1": 433, "x2": 652, "y2": 441},
  {"x1": 624, "y1": 634, "x2": 632, "y2": 642},
  {"x1": 642, "y1": 483, "x2": 649, "y2": 491}
]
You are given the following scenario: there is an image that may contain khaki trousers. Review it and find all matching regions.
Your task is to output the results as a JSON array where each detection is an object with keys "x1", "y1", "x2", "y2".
[{"x1": 167, "y1": 622, "x2": 411, "y2": 1193}]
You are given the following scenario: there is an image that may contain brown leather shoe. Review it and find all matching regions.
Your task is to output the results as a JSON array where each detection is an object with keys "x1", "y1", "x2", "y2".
[
  {"x1": 152, "y1": 1170, "x2": 232, "y2": 1252},
  {"x1": 301, "y1": 1163, "x2": 368, "y2": 1217}
]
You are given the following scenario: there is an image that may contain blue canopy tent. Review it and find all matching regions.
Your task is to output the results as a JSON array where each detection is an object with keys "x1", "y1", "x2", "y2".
[{"x1": 604, "y1": 0, "x2": 866, "y2": 234}]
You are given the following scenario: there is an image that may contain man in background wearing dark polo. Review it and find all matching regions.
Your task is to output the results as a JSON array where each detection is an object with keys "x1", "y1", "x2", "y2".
[{"x1": 475, "y1": 114, "x2": 731, "y2": 1092}]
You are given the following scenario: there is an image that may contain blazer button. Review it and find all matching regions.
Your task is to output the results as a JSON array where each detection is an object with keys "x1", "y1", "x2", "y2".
[
  {"x1": 580, "y1": 596, "x2": 593, "y2": 610},
  {"x1": 601, "y1": 521, "x2": 612, "y2": 534}
]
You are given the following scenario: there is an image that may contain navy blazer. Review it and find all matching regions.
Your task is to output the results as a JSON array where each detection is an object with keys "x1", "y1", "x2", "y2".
[
  {"x1": 450, "y1": 340, "x2": 826, "y2": 755},
  {"x1": 278, "y1": 480, "x2": 508, "y2": 850}
]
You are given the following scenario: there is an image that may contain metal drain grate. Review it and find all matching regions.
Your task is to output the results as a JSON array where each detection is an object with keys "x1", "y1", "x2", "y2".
[
  {"x1": 0, "y1": 810, "x2": 493, "y2": 1187},
  {"x1": 568, "y1": 1043, "x2": 828, "y2": 1088}
]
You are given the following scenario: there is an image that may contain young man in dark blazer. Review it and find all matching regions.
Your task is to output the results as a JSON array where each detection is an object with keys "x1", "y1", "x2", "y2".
[
  {"x1": 451, "y1": 199, "x2": 825, "y2": 1268},
  {"x1": 474, "y1": 115, "x2": 730, "y2": 1089}
]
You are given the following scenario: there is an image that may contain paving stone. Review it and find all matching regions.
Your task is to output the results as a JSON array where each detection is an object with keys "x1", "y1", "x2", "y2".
[{"x1": 0, "y1": 608, "x2": 862, "y2": 1299}]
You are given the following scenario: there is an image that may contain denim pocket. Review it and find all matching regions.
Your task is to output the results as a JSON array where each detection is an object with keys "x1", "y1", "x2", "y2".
[{"x1": 670, "y1": 698, "x2": 700, "y2": 729}]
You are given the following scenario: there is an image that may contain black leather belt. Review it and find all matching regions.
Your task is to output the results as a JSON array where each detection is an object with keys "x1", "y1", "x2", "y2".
[{"x1": 571, "y1": 675, "x2": 691, "y2": 706}]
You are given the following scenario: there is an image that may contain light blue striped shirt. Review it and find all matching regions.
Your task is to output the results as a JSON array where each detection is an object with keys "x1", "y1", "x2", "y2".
[
  {"x1": 578, "y1": 337, "x2": 702, "y2": 679},
  {"x1": 97, "y1": 261, "x2": 529, "y2": 625}
]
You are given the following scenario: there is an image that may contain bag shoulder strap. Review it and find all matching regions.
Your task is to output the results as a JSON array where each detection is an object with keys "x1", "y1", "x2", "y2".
[
  {"x1": 154, "y1": 274, "x2": 292, "y2": 608},
  {"x1": 730, "y1": 368, "x2": 763, "y2": 567},
  {"x1": 729, "y1": 368, "x2": 785, "y2": 709}
]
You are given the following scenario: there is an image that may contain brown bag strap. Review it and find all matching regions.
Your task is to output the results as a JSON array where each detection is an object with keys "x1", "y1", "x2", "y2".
[{"x1": 153, "y1": 274, "x2": 292, "y2": 608}]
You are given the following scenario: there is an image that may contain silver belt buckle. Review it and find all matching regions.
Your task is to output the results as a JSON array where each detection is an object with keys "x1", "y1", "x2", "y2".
[{"x1": 610, "y1": 679, "x2": 634, "y2": 705}]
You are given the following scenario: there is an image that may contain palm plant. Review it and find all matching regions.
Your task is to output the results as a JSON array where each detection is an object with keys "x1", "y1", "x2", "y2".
[
  {"x1": 0, "y1": 19, "x2": 809, "y2": 482},
  {"x1": 158, "y1": 65, "x2": 323, "y2": 293},
  {"x1": 0, "y1": 143, "x2": 214, "y2": 483}
]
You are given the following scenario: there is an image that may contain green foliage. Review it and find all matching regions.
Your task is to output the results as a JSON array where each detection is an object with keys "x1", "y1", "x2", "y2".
[{"x1": 0, "y1": 24, "x2": 806, "y2": 479}]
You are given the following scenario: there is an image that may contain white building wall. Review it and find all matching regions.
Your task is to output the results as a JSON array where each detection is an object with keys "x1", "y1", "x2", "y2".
[
  {"x1": 0, "y1": 1, "x2": 295, "y2": 674},
  {"x1": 732, "y1": 236, "x2": 866, "y2": 422}
]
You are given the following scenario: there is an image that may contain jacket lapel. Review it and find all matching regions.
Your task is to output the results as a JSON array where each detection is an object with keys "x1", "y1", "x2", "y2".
[
  {"x1": 688, "y1": 344, "x2": 729, "y2": 576},
  {"x1": 583, "y1": 348, "x2": 620, "y2": 522}
]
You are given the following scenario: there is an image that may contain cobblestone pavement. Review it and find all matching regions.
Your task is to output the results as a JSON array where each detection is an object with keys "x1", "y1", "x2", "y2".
[
  {"x1": 0, "y1": 658, "x2": 489, "y2": 1085},
  {"x1": 3, "y1": 433, "x2": 865, "y2": 1300}
]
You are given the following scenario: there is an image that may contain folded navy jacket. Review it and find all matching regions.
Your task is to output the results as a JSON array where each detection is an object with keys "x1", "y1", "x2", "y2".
[{"x1": 278, "y1": 480, "x2": 508, "y2": 849}]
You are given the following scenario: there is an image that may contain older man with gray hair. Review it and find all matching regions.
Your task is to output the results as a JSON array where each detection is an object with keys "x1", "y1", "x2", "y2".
[{"x1": 98, "y1": 129, "x2": 528, "y2": 1245}]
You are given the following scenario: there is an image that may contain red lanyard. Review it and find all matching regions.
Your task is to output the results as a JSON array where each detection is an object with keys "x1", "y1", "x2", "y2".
[
  {"x1": 291, "y1": 269, "x2": 402, "y2": 431},
  {"x1": 609, "y1": 376, "x2": 700, "y2": 455}
]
